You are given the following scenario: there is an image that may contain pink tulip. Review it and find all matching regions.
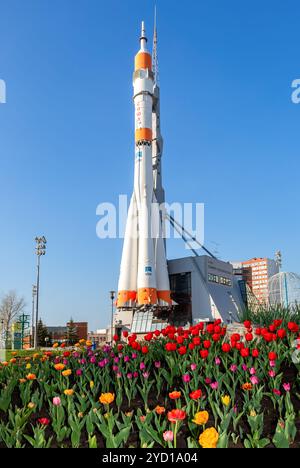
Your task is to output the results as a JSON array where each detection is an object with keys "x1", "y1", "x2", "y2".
[
  {"x1": 242, "y1": 364, "x2": 248, "y2": 371},
  {"x1": 127, "y1": 373, "x2": 133, "y2": 379},
  {"x1": 90, "y1": 357, "x2": 96, "y2": 364},
  {"x1": 154, "y1": 361, "x2": 161, "y2": 368},
  {"x1": 76, "y1": 369, "x2": 82, "y2": 376},
  {"x1": 163, "y1": 431, "x2": 174, "y2": 442},
  {"x1": 205, "y1": 378, "x2": 212, "y2": 384},
  {"x1": 114, "y1": 357, "x2": 119, "y2": 364},
  {"x1": 124, "y1": 356, "x2": 130, "y2": 363},
  {"x1": 210, "y1": 381, "x2": 218, "y2": 390},
  {"x1": 230, "y1": 364, "x2": 237, "y2": 373},
  {"x1": 112, "y1": 365, "x2": 119, "y2": 372},
  {"x1": 273, "y1": 388, "x2": 281, "y2": 396},
  {"x1": 182, "y1": 374, "x2": 191, "y2": 383},
  {"x1": 133, "y1": 371, "x2": 138, "y2": 378},
  {"x1": 250, "y1": 376, "x2": 259, "y2": 385},
  {"x1": 142, "y1": 372, "x2": 150, "y2": 379},
  {"x1": 52, "y1": 397, "x2": 61, "y2": 406},
  {"x1": 190, "y1": 363, "x2": 197, "y2": 371},
  {"x1": 131, "y1": 353, "x2": 137, "y2": 359},
  {"x1": 283, "y1": 383, "x2": 291, "y2": 392},
  {"x1": 140, "y1": 362, "x2": 146, "y2": 370},
  {"x1": 268, "y1": 370, "x2": 276, "y2": 378},
  {"x1": 215, "y1": 357, "x2": 221, "y2": 365},
  {"x1": 250, "y1": 367, "x2": 256, "y2": 375},
  {"x1": 62, "y1": 359, "x2": 68, "y2": 365},
  {"x1": 269, "y1": 360, "x2": 276, "y2": 368}
]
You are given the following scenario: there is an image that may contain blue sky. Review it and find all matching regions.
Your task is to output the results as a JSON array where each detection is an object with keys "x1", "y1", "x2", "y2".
[{"x1": 0, "y1": 0, "x2": 299, "y2": 330}]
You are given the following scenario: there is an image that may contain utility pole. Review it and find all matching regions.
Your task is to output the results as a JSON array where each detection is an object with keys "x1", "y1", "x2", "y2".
[{"x1": 34, "y1": 236, "x2": 47, "y2": 349}]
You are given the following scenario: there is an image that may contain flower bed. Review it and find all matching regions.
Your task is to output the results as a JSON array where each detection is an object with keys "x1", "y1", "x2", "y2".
[{"x1": 0, "y1": 320, "x2": 300, "y2": 448}]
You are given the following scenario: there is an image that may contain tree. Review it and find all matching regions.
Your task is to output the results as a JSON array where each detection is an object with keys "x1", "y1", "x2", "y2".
[
  {"x1": 66, "y1": 318, "x2": 78, "y2": 345},
  {"x1": 37, "y1": 319, "x2": 49, "y2": 347},
  {"x1": 0, "y1": 291, "x2": 26, "y2": 337}
]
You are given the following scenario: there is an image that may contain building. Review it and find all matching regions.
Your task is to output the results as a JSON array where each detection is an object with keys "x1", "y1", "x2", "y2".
[
  {"x1": 168, "y1": 256, "x2": 244, "y2": 324},
  {"x1": 88, "y1": 329, "x2": 108, "y2": 347},
  {"x1": 232, "y1": 258, "x2": 279, "y2": 304},
  {"x1": 46, "y1": 322, "x2": 88, "y2": 343}
]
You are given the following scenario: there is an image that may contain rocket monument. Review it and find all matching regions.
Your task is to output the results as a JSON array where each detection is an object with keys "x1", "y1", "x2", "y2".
[{"x1": 116, "y1": 22, "x2": 172, "y2": 310}]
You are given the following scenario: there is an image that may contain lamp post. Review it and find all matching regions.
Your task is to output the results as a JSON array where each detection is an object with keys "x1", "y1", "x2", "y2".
[
  {"x1": 31, "y1": 285, "x2": 37, "y2": 348},
  {"x1": 34, "y1": 236, "x2": 47, "y2": 349},
  {"x1": 110, "y1": 290, "x2": 115, "y2": 344}
]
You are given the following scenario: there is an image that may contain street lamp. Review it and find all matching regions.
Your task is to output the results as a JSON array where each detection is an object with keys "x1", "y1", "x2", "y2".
[
  {"x1": 31, "y1": 285, "x2": 37, "y2": 348},
  {"x1": 34, "y1": 236, "x2": 47, "y2": 349},
  {"x1": 110, "y1": 290, "x2": 115, "y2": 344}
]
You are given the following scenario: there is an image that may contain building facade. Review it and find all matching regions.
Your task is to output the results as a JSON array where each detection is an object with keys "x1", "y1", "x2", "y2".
[{"x1": 240, "y1": 258, "x2": 279, "y2": 303}]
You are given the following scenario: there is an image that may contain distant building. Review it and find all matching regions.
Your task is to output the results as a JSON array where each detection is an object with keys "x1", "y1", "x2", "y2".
[
  {"x1": 231, "y1": 258, "x2": 279, "y2": 304},
  {"x1": 47, "y1": 322, "x2": 88, "y2": 343},
  {"x1": 88, "y1": 329, "x2": 108, "y2": 347}
]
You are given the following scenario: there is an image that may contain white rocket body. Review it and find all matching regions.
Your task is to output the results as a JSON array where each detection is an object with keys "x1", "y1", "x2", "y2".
[{"x1": 117, "y1": 23, "x2": 171, "y2": 309}]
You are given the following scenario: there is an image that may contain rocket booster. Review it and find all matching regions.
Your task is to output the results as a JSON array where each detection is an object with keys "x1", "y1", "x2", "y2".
[{"x1": 117, "y1": 22, "x2": 171, "y2": 309}]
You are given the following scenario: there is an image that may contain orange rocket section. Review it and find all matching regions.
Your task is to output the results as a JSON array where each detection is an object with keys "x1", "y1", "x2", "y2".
[{"x1": 135, "y1": 52, "x2": 152, "y2": 71}]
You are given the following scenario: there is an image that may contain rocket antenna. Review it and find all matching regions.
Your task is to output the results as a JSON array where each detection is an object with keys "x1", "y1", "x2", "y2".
[{"x1": 152, "y1": 4, "x2": 159, "y2": 86}]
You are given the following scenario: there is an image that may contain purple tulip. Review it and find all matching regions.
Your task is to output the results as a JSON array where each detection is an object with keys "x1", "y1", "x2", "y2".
[
  {"x1": 124, "y1": 356, "x2": 130, "y2": 363},
  {"x1": 62, "y1": 359, "x2": 68, "y2": 365},
  {"x1": 76, "y1": 369, "x2": 82, "y2": 376}
]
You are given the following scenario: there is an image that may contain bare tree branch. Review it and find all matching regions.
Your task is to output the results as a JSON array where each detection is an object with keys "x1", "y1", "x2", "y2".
[{"x1": 0, "y1": 291, "x2": 26, "y2": 335}]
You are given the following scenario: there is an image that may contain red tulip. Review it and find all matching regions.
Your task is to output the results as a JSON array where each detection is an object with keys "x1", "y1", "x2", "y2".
[
  {"x1": 200, "y1": 349, "x2": 209, "y2": 359},
  {"x1": 245, "y1": 333, "x2": 253, "y2": 342},
  {"x1": 222, "y1": 343, "x2": 231, "y2": 353},
  {"x1": 240, "y1": 347, "x2": 249, "y2": 358},
  {"x1": 203, "y1": 340, "x2": 211, "y2": 349},
  {"x1": 268, "y1": 352, "x2": 277, "y2": 361},
  {"x1": 167, "y1": 409, "x2": 186, "y2": 423},
  {"x1": 141, "y1": 346, "x2": 149, "y2": 354},
  {"x1": 277, "y1": 329, "x2": 286, "y2": 339},
  {"x1": 189, "y1": 389, "x2": 202, "y2": 400},
  {"x1": 252, "y1": 349, "x2": 259, "y2": 358}
]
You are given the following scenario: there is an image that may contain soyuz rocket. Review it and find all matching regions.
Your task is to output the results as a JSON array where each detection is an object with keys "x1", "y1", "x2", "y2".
[{"x1": 117, "y1": 22, "x2": 172, "y2": 309}]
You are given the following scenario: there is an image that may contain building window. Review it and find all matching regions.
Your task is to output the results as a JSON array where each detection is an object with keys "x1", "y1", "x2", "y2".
[{"x1": 131, "y1": 311, "x2": 154, "y2": 333}]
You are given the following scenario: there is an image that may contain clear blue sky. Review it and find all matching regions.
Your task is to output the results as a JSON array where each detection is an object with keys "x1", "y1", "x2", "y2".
[{"x1": 0, "y1": 0, "x2": 299, "y2": 330}]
